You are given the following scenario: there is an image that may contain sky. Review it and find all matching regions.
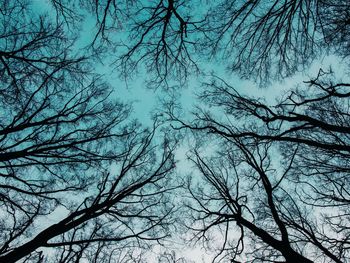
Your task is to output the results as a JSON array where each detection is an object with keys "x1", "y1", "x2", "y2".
[{"x1": 24, "y1": 1, "x2": 350, "y2": 262}]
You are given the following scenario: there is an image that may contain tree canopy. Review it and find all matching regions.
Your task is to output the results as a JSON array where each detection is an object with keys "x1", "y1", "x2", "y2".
[{"x1": 1, "y1": 0, "x2": 350, "y2": 262}]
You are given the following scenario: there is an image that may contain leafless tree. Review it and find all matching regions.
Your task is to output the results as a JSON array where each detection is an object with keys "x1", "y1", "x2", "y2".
[
  {"x1": 168, "y1": 70, "x2": 350, "y2": 262},
  {"x1": 114, "y1": 0, "x2": 201, "y2": 88},
  {"x1": 0, "y1": 122, "x2": 177, "y2": 263},
  {"x1": 49, "y1": 0, "x2": 202, "y2": 88},
  {"x1": 48, "y1": 0, "x2": 350, "y2": 86},
  {"x1": 3, "y1": 1, "x2": 350, "y2": 262},
  {"x1": 202, "y1": 0, "x2": 350, "y2": 83},
  {"x1": 0, "y1": 2, "x2": 177, "y2": 262}
]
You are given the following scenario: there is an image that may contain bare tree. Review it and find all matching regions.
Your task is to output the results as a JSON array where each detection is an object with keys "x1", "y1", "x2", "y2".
[
  {"x1": 114, "y1": 0, "x2": 201, "y2": 88},
  {"x1": 47, "y1": 0, "x2": 350, "y2": 85},
  {"x1": 201, "y1": 0, "x2": 350, "y2": 83},
  {"x1": 0, "y1": 122, "x2": 176, "y2": 263},
  {"x1": 49, "y1": 0, "x2": 203, "y2": 88},
  {"x1": 3, "y1": 1, "x2": 350, "y2": 262},
  {"x1": 0, "y1": 2, "x2": 177, "y2": 262},
  {"x1": 169, "y1": 71, "x2": 350, "y2": 262}
]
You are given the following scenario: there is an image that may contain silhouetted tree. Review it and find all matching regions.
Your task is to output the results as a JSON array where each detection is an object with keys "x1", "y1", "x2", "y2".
[
  {"x1": 48, "y1": 0, "x2": 202, "y2": 88},
  {"x1": 3, "y1": 0, "x2": 350, "y2": 262},
  {"x1": 202, "y1": 0, "x2": 350, "y2": 82},
  {"x1": 49, "y1": 0, "x2": 350, "y2": 85},
  {"x1": 169, "y1": 71, "x2": 350, "y2": 262},
  {"x1": 0, "y1": 2, "x2": 177, "y2": 262}
]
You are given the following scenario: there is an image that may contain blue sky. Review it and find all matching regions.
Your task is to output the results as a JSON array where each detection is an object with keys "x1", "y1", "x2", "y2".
[{"x1": 25, "y1": 1, "x2": 350, "y2": 262}]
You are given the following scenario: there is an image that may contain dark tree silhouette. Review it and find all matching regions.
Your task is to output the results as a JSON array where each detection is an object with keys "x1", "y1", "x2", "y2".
[
  {"x1": 114, "y1": 0, "x2": 201, "y2": 88},
  {"x1": 169, "y1": 71, "x2": 350, "y2": 262},
  {"x1": 48, "y1": 0, "x2": 350, "y2": 85},
  {"x1": 2, "y1": 0, "x2": 350, "y2": 262},
  {"x1": 49, "y1": 0, "x2": 202, "y2": 88},
  {"x1": 202, "y1": 0, "x2": 350, "y2": 82},
  {"x1": 0, "y1": 2, "x2": 177, "y2": 262},
  {"x1": 0, "y1": 123, "x2": 176, "y2": 263}
]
